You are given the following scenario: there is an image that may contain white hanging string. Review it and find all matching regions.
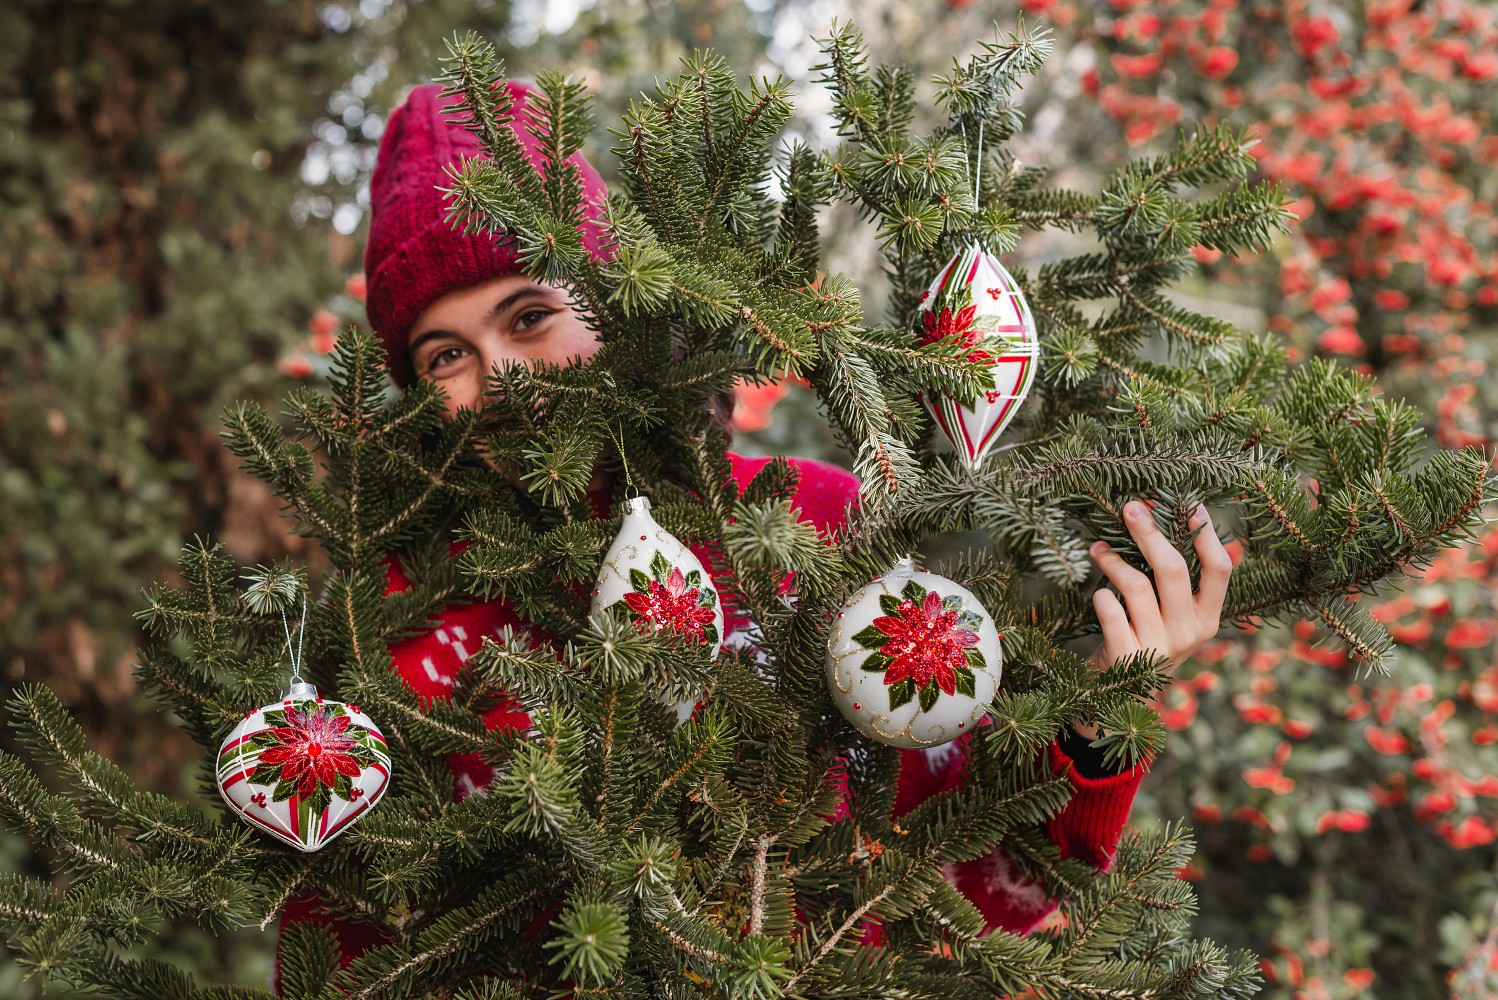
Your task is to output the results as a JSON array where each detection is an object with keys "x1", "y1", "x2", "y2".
[
  {"x1": 973, "y1": 118, "x2": 984, "y2": 207},
  {"x1": 278, "y1": 594, "x2": 308, "y2": 684}
]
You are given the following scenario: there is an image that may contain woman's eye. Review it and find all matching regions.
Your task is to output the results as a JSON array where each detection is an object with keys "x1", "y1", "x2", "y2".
[
  {"x1": 427, "y1": 346, "x2": 466, "y2": 372},
  {"x1": 515, "y1": 308, "x2": 550, "y2": 331}
]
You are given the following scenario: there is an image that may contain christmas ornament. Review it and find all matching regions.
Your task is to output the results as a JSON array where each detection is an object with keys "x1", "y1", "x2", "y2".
[
  {"x1": 916, "y1": 243, "x2": 1040, "y2": 468},
  {"x1": 592, "y1": 495, "x2": 724, "y2": 723},
  {"x1": 217, "y1": 600, "x2": 391, "y2": 852},
  {"x1": 826, "y1": 556, "x2": 1002, "y2": 748}
]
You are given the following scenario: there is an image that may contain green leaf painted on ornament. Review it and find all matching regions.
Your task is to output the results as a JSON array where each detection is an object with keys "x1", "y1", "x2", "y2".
[
  {"x1": 685, "y1": 569, "x2": 702, "y2": 587},
  {"x1": 249, "y1": 764, "x2": 281, "y2": 786},
  {"x1": 941, "y1": 594, "x2": 963, "y2": 614},
  {"x1": 297, "y1": 797, "x2": 314, "y2": 844},
  {"x1": 955, "y1": 668, "x2": 976, "y2": 698},
  {"x1": 888, "y1": 679, "x2": 915, "y2": 709},
  {"x1": 649, "y1": 551, "x2": 671, "y2": 580},
  {"x1": 702, "y1": 624, "x2": 719, "y2": 645},
  {"x1": 250, "y1": 732, "x2": 280, "y2": 749},
  {"x1": 957, "y1": 611, "x2": 983, "y2": 631},
  {"x1": 964, "y1": 648, "x2": 986, "y2": 671},
  {"x1": 878, "y1": 593, "x2": 902, "y2": 616},
  {"x1": 262, "y1": 711, "x2": 287, "y2": 728},
  {"x1": 307, "y1": 785, "x2": 332, "y2": 817},
  {"x1": 326, "y1": 704, "x2": 347, "y2": 718},
  {"x1": 698, "y1": 589, "x2": 717, "y2": 608},
  {"x1": 273, "y1": 776, "x2": 299, "y2": 803},
  {"x1": 900, "y1": 580, "x2": 928, "y2": 606},
  {"x1": 850, "y1": 624, "x2": 887, "y2": 649},
  {"x1": 860, "y1": 653, "x2": 892, "y2": 673},
  {"x1": 918, "y1": 683, "x2": 940, "y2": 713},
  {"x1": 333, "y1": 772, "x2": 354, "y2": 802},
  {"x1": 629, "y1": 568, "x2": 651, "y2": 592}
]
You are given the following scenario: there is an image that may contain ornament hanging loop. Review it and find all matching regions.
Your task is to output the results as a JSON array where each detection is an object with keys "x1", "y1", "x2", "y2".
[
  {"x1": 605, "y1": 421, "x2": 640, "y2": 500},
  {"x1": 279, "y1": 594, "x2": 309, "y2": 687},
  {"x1": 959, "y1": 118, "x2": 986, "y2": 214}
]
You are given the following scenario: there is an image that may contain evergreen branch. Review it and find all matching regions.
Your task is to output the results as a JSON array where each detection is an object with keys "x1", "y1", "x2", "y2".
[
  {"x1": 1120, "y1": 289, "x2": 1229, "y2": 348},
  {"x1": 342, "y1": 871, "x2": 554, "y2": 999},
  {"x1": 746, "y1": 835, "x2": 771, "y2": 936},
  {"x1": 626, "y1": 719, "x2": 735, "y2": 834},
  {"x1": 780, "y1": 865, "x2": 907, "y2": 993},
  {"x1": 1057, "y1": 832, "x2": 1179, "y2": 966}
]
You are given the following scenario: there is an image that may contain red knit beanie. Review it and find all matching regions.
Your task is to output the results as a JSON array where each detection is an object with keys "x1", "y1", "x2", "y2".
[{"x1": 364, "y1": 80, "x2": 610, "y2": 387}]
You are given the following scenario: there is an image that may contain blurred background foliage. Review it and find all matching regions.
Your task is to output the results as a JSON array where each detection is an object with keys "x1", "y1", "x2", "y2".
[{"x1": 2, "y1": 0, "x2": 1496, "y2": 996}]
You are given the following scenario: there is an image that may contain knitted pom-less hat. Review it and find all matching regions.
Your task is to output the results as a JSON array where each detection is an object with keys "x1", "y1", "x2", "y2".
[{"x1": 364, "y1": 81, "x2": 610, "y2": 387}]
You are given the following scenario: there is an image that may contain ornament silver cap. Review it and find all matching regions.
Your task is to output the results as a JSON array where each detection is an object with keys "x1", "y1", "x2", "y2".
[
  {"x1": 624, "y1": 495, "x2": 652, "y2": 514},
  {"x1": 285, "y1": 681, "x2": 319, "y2": 701}
]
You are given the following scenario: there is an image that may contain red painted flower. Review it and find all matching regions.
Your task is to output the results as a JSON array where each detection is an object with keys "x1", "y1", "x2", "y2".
[
  {"x1": 920, "y1": 304, "x2": 980, "y2": 348},
  {"x1": 872, "y1": 591, "x2": 980, "y2": 695},
  {"x1": 258, "y1": 705, "x2": 363, "y2": 798},
  {"x1": 623, "y1": 566, "x2": 718, "y2": 642}
]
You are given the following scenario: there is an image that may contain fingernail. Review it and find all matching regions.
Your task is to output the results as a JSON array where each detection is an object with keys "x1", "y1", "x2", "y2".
[
  {"x1": 1090, "y1": 541, "x2": 1109, "y2": 556},
  {"x1": 1190, "y1": 503, "x2": 1209, "y2": 525},
  {"x1": 1125, "y1": 501, "x2": 1147, "y2": 520}
]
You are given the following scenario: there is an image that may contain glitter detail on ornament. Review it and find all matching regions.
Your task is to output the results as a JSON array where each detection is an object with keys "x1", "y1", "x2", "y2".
[{"x1": 621, "y1": 563, "x2": 719, "y2": 643}]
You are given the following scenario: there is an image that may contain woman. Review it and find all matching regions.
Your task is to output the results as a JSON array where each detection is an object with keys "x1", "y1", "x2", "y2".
[{"x1": 276, "y1": 80, "x2": 1233, "y2": 986}]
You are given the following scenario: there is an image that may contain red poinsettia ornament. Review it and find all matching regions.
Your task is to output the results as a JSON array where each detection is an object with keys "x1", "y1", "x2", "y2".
[
  {"x1": 592, "y1": 496, "x2": 725, "y2": 723},
  {"x1": 254, "y1": 702, "x2": 366, "y2": 799},
  {"x1": 826, "y1": 557, "x2": 1004, "y2": 748},
  {"x1": 915, "y1": 245, "x2": 1040, "y2": 468},
  {"x1": 218, "y1": 682, "x2": 391, "y2": 852},
  {"x1": 868, "y1": 589, "x2": 984, "y2": 702}
]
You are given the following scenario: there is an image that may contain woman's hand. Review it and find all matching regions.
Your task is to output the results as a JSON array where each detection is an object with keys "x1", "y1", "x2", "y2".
[{"x1": 1076, "y1": 499, "x2": 1233, "y2": 738}]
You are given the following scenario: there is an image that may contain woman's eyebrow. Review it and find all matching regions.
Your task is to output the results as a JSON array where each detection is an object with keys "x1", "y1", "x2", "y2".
[
  {"x1": 488, "y1": 285, "x2": 556, "y2": 323},
  {"x1": 408, "y1": 327, "x2": 454, "y2": 355}
]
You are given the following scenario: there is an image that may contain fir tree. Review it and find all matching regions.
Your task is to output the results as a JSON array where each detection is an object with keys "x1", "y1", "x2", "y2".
[{"x1": 2, "y1": 19, "x2": 1491, "y2": 999}]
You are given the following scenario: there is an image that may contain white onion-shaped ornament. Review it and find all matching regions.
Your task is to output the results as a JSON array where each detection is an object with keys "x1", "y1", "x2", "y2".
[
  {"x1": 592, "y1": 496, "x2": 724, "y2": 724},
  {"x1": 916, "y1": 244, "x2": 1040, "y2": 468},
  {"x1": 217, "y1": 681, "x2": 391, "y2": 852},
  {"x1": 826, "y1": 557, "x2": 1003, "y2": 748}
]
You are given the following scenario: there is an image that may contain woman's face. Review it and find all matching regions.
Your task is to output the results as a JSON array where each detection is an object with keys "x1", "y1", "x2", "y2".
[{"x1": 406, "y1": 274, "x2": 602, "y2": 416}]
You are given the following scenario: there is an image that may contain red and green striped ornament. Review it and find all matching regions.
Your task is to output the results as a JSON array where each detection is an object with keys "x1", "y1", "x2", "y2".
[
  {"x1": 217, "y1": 682, "x2": 392, "y2": 852},
  {"x1": 915, "y1": 244, "x2": 1040, "y2": 468},
  {"x1": 216, "y1": 597, "x2": 391, "y2": 852}
]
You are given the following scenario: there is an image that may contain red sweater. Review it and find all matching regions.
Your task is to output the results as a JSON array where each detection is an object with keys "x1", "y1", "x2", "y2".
[{"x1": 275, "y1": 453, "x2": 1148, "y2": 989}]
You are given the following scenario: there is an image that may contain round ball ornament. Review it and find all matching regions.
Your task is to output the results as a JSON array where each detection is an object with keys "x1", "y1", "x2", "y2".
[
  {"x1": 217, "y1": 681, "x2": 391, "y2": 852},
  {"x1": 916, "y1": 243, "x2": 1040, "y2": 468},
  {"x1": 826, "y1": 557, "x2": 1003, "y2": 748},
  {"x1": 592, "y1": 495, "x2": 724, "y2": 724}
]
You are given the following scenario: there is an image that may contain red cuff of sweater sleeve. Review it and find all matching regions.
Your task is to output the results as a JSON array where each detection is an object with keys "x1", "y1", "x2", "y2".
[{"x1": 1044, "y1": 738, "x2": 1151, "y2": 870}]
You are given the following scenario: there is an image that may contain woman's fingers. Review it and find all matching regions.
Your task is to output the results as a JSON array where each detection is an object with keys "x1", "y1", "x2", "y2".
[
  {"x1": 1091, "y1": 586, "x2": 1138, "y2": 666},
  {"x1": 1089, "y1": 498, "x2": 1236, "y2": 675},
  {"x1": 1090, "y1": 538, "x2": 1169, "y2": 656},
  {"x1": 1120, "y1": 500, "x2": 1198, "y2": 651},
  {"x1": 1190, "y1": 503, "x2": 1232, "y2": 634}
]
